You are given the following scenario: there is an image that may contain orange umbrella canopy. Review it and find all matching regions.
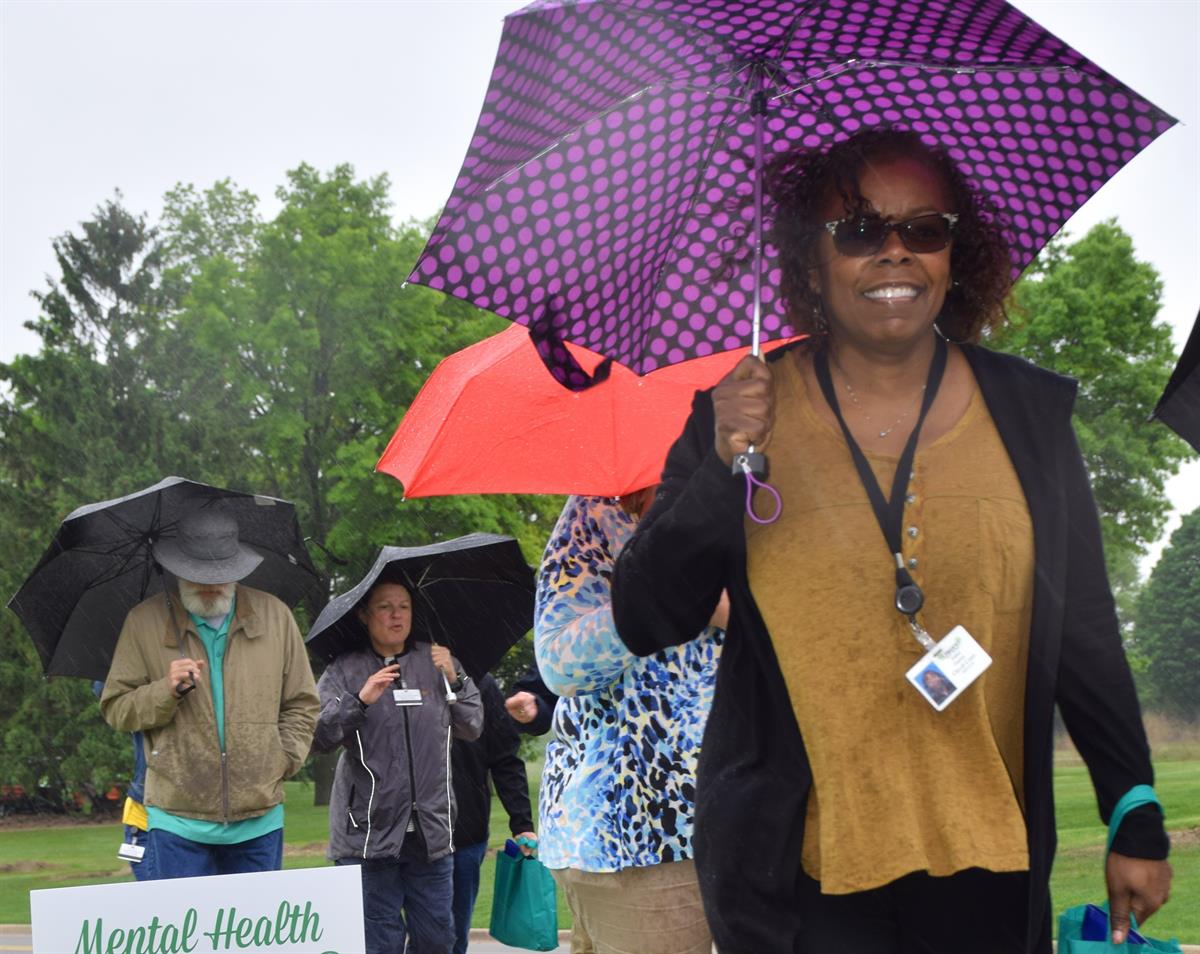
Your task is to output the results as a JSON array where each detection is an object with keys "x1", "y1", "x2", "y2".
[{"x1": 378, "y1": 325, "x2": 801, "y2": 498}]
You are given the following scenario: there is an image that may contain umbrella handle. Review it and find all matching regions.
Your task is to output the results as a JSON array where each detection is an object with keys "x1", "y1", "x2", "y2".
[{"x1": 431, "y1": 640, "x2": 458, "y2": 703}]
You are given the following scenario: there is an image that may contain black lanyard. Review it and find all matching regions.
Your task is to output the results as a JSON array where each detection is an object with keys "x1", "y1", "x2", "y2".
[{"x1": 813, "y1": 335, "x2": 948, "y2": 620}]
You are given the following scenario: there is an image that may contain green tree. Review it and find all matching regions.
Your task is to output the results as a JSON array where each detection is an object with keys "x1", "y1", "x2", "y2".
[
  {"x1": 170, "y1": 165, "x2": 562, "y2": 616},
  {"x1": 161, "y1": 167, "x2": 562, "y2": 803},
  {"x1": 1134, "y1": 509, "x2": 1200, "y2": 718},
  {"x1": 0, "y1": 196, "x2": 179, "y2": 812},
  {"x1": 990, "y1": 221, "x2": 1188, "y2": 586},
  {"x1": 0, "y1": 169, "x2": 564, "y2": 811}
]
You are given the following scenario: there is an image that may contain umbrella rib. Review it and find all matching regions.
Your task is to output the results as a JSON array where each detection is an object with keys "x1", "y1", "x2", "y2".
[
  {"x1": 773, "y1": 57, "x2": 1085, "y2": 105},
  {"x1": 414, "y1": 574, "x2": 528, "y2": 587},
  {"x1": 481, "y1": 1, "x2": 786, "y2": 197},
  {"x1": 481, "y1": 83, "x2": 664, "y2": 195},
  {"x1": 638, "y1": 97, "x2": 744, "y2": 362}
]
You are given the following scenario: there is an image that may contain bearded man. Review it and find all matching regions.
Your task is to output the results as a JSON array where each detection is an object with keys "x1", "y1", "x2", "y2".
[{"x1": 101, "y1": 507, "x2": 319, "y2": 879}]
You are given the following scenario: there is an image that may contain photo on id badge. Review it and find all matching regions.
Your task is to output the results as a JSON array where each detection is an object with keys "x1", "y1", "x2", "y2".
[{"x1": 915, "y1": 663, "x2": 957, "y2": 707}]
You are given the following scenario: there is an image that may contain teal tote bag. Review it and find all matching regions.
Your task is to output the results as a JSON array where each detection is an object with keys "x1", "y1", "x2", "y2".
[
  {"x1": 1057, "y1": 785, "x2": 1180, "y2": 953},
  {"x1": 489, "y1": 842, "x2": 559, "y2": 952}
]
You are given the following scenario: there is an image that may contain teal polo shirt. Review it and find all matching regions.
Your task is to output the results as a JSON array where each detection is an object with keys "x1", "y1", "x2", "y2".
[{"x1": 147, "y1": 598, "x2": 284, "y2": 844}]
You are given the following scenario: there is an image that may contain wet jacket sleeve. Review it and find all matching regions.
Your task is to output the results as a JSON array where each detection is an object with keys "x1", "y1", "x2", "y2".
[
  {"x1": 312, "y1": 660, "x2": 369, "y2": 754},
  {"x1": 1055, "y1": 423, "x2": 1168, "y2": 858},
  {"x1": 100, "y1": 608, "x2": 183, "y2": 734},
  {"x1": 276, "y1": 611, "x2": 320, "y2": 778},
  {"x1": 612, "y1": 391, "x2": 747, "y2": 656},
  {"x1": 449, "y1": 657, "x2": 484, "y2": 742},
  {"x1": 482, "y1": 676, "x2": 534, "y2": 834}
]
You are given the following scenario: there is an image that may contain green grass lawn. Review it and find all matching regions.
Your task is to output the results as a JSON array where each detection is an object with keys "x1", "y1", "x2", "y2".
[{"x1": 1, "y1": 762, "x2": 1195, "y2": 940}]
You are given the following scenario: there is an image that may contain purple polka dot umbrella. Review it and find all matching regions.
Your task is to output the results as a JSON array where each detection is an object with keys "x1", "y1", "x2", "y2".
[{"x1": 410, "y1": 0, "x2": 1177, "y2": 388}]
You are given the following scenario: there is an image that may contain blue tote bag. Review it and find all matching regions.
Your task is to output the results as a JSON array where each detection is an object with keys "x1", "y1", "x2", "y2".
[{"x1": 1057, "y1": 785, "x2": 1180, "y2": 953}]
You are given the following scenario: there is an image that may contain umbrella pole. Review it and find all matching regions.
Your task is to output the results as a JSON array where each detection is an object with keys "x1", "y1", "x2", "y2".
[
  {"x1": 736, "y1": 80, "x2": 770, "y2": 479},
  {"x1": 731, "y1": 74, "x2": 783, "y2": 525},
  {"x1": 750, "y1": 86, "x2": 766, "y2": 361}
]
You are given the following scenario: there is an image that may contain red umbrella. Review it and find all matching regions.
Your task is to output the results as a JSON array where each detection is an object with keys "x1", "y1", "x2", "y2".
[{"x1": 377, "y1": 325, "x2": 801, "y2": 498}]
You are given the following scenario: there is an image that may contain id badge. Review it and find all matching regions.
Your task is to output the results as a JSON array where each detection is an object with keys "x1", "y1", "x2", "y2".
[
  {"x1": 393, "y1": 687, "x2": 423, "y2": 707},
  {"x1": 117, "y1": 842, "x2": 146, "y2": 863},
  {"x1": 905, "y1": 624, "x2": 991, "y2": 711}
]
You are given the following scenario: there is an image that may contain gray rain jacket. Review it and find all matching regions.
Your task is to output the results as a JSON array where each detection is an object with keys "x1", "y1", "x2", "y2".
[{"x1": 313, "y1": 643, "x2": 482, "y2": 862}]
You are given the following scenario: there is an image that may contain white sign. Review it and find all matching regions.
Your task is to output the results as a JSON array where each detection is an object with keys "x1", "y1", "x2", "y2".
[{"x1": 30, "y1": 865, "x2": 364, "y2": 954}]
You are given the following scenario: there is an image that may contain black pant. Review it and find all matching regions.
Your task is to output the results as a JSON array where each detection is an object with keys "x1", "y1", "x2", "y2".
[{"x1": 796, "y1": 868, "x2": 1034, "y2": 954}]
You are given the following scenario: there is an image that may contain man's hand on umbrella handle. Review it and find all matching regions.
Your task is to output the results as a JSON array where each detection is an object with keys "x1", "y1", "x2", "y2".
[
  {"x1": 505, "y1": 691, "x2": 539, "y2": 725},
  {"x1": 1106, "y1": 852, "x2": 1172, "y2": 943},
  {"x1": 169, "y1": 658, "x2": 204, "y2": 698},
  {"x1": 358, "y1": 664, "x2": 401, "y2": 706},
  {"x1": 714, "y1": 355, "x2": 774, "y2": 466}
]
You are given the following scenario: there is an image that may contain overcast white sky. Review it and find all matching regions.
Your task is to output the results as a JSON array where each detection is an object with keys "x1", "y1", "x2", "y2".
[{"x1": 1, "y1": 0, "x2": 1197, "y2": 572}]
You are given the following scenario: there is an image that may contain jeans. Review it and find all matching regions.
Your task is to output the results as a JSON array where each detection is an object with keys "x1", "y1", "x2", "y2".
[
  {"x1": 451, "y1": 841, "x2": 489, "y2": 954},
  {"x1": 338, "y1": 847, "x2": 455, "y2": 954},
  {"x1": 146, "y1": 827, "x2": 283, "y2": 880}
]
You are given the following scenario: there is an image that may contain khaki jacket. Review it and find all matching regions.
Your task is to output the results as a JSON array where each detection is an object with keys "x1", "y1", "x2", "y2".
[{"x1": 101, "y1": 585, "x2": 319, "y2": 822}]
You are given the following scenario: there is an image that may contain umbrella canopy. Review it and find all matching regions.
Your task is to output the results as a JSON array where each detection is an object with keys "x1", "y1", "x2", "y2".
[
  {"x1": 410, "y1": 0, "x2": 1176, "y2": 387},
  {"x1": 1151, "y1": 306, "x2": 1200, "y2": 454},
  {"x1": 305, "y1": 534, "x2": 534, "y2": 680},
  {"x1": 8, "y1": 477, "x2": 322, "y2": 681},
  {"x1": 377, "y1": 324, "x2": 802, "y2": 498}
]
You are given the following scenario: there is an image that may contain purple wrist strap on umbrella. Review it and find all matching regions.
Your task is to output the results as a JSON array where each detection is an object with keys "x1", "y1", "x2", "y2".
[{"x1": 740, "y1": 463, "x2": 782, "y2": 525}]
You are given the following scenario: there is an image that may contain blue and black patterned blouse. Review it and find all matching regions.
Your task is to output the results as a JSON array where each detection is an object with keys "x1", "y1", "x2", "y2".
[{"x1": 534, "y1": 495, "x2": 723, "y2": 872}]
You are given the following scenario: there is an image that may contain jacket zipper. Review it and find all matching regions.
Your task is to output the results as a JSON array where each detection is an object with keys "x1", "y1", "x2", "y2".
[
  {"x1": 219, "y1": 624, "x2": 230, "y2": 823},
  {"x1": 443, "y1": 723, "x2": 454, "y2": 852},
  {"x1": 355, "y1": 730, "x2": 376, "y2": 859},
  {"x1": 181, "y1": 621, "x2": 230, "y2": 823},
  {"x1": 402, "y1": 684, "x2": 419, "y2": 853}
]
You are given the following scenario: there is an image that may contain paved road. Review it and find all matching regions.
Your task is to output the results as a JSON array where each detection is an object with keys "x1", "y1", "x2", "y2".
[{"x1": 0, "y1": 926, "x2": 572, "y2": 953}]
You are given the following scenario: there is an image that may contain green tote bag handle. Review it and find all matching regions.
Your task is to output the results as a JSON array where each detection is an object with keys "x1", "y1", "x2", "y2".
[{"x1": 1105, "y1": 785, "x2": 1159, "y2": 854}]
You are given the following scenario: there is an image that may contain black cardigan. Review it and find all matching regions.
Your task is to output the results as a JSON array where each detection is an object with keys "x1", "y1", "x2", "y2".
[{"x1": 612, "y1": 343, "x2": 1167, "y2": 954}]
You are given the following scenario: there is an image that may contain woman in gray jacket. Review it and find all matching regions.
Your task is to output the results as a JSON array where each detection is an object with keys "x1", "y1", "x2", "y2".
[{"x1": 313, "y1": 576, "x2": 482, "y2": 954}]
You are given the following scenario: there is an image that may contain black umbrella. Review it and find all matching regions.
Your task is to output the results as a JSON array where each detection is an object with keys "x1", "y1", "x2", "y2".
[
  {"x1": 1151, "y1": 306, "x2": 1200, "y2": 454},
  {"x1": 7, "y1": 476, "x2": 322, "y2": 681},
  {"x1": 305, "y1": 533, "x2": 534, "y2": 680}
]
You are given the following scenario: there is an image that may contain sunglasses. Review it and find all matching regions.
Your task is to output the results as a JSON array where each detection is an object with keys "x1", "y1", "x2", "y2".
[{"x1": 821, "y1": 212, "x2": 959, "y2": 257}]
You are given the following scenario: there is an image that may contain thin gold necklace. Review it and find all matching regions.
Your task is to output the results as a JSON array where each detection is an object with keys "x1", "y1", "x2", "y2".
[{"x1": 832, "y1": 359, "x2": 927, "y2": 440}]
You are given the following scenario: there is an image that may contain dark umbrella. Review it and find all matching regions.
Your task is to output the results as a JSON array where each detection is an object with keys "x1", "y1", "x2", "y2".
[
  {"x1": 305, "y1": 534, "x2": 535, "y2": 681},
  {"x1": 7, "y1": 476, "x2": 322, "y2": 681},
  {"x1": 1151, "y1": 306, "x2": 1200, "y2": 453},
  {"x1": 410, "y1": 0, "x2": 1176, "y2": 387}
]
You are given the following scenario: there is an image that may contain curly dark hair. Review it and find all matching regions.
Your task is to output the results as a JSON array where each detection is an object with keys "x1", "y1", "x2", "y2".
[{"x1": 766, "y1": 128, "x2": 1013, "y2": 343}]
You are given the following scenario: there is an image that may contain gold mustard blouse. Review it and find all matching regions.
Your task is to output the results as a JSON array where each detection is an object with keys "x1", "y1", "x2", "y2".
[{"x1": 746, "y1": 351, "x2": 1034, "y2": 894}]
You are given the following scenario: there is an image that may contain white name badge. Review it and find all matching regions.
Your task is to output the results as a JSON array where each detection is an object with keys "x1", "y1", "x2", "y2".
[
  {"x1": 393, "y1": 687, "x2": 423, "y2": 707},
  {"x1": 905, "y1": 624, "x2": 991, "y2": 711},
  {"x1": 116, "y1": 842, "x2": 145, "y2": 863}
]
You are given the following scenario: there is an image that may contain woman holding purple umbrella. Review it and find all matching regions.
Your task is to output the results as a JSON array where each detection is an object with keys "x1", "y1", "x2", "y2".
[{"x1": 611, "y1": 128, "x2": 1172, "y2": 953}]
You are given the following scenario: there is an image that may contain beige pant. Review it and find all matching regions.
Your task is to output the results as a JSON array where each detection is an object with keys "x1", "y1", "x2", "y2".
[{"x1": 553, "y1": 859, "x2": 713, "y2": 954}]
